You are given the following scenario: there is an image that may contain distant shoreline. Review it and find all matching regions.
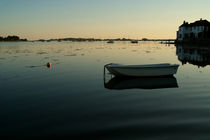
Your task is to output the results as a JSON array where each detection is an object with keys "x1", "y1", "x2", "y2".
[
  {"x1": 35, "y1": 38, "x2": 175, "y2": 42},
  {"x1": 0, "y1": 35, "x2": 175, "y2": 42}
]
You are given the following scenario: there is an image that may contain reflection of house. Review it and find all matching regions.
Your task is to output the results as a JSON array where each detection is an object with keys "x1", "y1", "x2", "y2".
[
  {"x1": 176, "y1": 19, "x2": 210, "y2": 43},
  {"x1": 176, "y1": 44, "x2": 210, "y2": 67}
]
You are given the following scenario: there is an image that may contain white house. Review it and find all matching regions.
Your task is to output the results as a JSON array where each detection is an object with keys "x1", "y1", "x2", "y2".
[{"x1": 177, "y1": 19, "x2": 210, "y2": 41}]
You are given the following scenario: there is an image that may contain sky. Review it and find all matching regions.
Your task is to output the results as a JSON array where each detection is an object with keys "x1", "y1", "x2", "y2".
[{"x1": 1, "y1": 0, "x2": 210, "y2": 40}]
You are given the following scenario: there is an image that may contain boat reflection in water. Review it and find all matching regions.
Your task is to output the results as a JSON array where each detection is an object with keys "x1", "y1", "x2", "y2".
[
  {"x1": 176, "y1": 44, "x2": 210, "y2": 67},
  {"x1": 104, "y1": 76, "x2": 178, "y2": 90}
]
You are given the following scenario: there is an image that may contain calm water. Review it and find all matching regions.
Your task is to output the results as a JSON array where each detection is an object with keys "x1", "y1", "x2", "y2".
[{"x1": 1, "y1": 41, "x2": 210, "y2": 139}]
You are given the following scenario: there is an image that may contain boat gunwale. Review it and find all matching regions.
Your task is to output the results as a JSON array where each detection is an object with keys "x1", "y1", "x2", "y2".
[{"x1": 106, "y1": 63, "x2": 179, "y2": 69}]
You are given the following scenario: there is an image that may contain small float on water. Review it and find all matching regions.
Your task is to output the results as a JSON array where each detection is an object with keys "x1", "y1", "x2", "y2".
[
  {"x1": 46, "y1": 62, "x2": 52, "y2": 68},
  {"x1": 104, "y1": 63, "x2": 179, "y2": 77}
]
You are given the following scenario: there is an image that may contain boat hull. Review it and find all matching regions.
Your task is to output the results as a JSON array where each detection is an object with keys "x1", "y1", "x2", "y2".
[{"x1": 105, "y1": 64, "x2": 179, "y2": 77}]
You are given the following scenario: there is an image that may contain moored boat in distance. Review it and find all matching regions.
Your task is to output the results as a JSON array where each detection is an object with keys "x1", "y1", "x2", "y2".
[
  {"x1": 104, "y1": 63, "x2": 179, "y2": 77},
  {"x1": 107, "y1": 40, "x2": 114, "y2": 44},
  {"x1": 131, "y1": 40, "x2": 138, "y2": 43}
]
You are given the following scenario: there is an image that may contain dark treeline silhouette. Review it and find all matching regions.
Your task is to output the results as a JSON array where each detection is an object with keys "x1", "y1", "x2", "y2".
[
  {"x1": 38, "y1": 38, "x2": 133, "y2": 42},
  {"x1": 0, "y1": 36, "x2": 27, "y2": 41},
  {"x1": 37, "y1": 37, "x2": 175, "y2": 42}
]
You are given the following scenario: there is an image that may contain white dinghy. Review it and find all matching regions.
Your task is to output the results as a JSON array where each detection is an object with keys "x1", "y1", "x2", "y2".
[{"x1": 104, "y1": 63, "x2": 179, "y2": 77}]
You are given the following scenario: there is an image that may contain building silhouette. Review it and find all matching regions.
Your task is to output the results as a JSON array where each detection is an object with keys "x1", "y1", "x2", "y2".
[{"x1": 176, "y1": 19, "x2": 210, "y2": 43}]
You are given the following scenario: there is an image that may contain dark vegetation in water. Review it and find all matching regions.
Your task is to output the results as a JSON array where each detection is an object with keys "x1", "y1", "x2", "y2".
[{"x1": 0, "y1": 36, "x2": 27, "y2": 42}]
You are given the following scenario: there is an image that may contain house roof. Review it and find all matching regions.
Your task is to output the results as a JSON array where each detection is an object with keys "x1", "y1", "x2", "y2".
[{"x1": 180, "y1": 19, "x2": 210, "y2": 27}]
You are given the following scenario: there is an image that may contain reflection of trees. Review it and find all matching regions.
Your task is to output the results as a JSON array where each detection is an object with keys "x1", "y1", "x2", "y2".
[{"x1": 176, "y1": 44, "x2": 210, "y2": 67}]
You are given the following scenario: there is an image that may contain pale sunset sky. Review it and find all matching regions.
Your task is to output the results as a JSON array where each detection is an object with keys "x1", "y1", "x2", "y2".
[{"x1": 1, "y1": 0, "x2": 210, "y2": 40}]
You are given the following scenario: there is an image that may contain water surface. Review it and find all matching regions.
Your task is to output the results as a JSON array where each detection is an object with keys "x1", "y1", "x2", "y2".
[{"x1": 1, "y1": 41, "x2": 210, "y2": 139}]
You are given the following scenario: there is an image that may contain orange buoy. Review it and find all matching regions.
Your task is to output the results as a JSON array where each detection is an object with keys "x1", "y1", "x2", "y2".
[{"x1": 47, "y1": 62, "x2": 52, "y2": 68}]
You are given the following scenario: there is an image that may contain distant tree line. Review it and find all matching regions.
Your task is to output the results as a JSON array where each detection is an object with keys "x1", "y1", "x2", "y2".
[
  {"x1": 37, "y1": 37, "x2": 175, "y2": 42},
  {"x1": 0, "y1": 36, "x2": 27, "y2": 41},
  {"x1": 38, "y1": 37, "x2": 137, "y2": 42}
]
